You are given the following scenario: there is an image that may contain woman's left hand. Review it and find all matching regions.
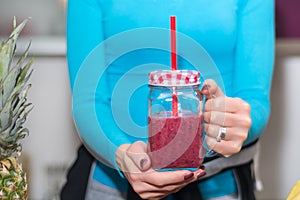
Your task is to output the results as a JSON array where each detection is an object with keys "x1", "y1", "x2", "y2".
[{"x1": 201, "y1": 79, "x2": 251, "y2": 157}]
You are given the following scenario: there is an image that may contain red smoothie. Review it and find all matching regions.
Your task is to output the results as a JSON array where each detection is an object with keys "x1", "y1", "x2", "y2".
[{"x1": 148, "y1": 115, "x2": 204, "y2": 170}]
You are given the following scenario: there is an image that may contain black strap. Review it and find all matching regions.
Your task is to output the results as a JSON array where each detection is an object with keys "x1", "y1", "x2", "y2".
[
  {"x1": 233, "y1": 161, "x2": 256, "y2": 200},
  {"x1": 126, "y1": 181, "x2": 203, "y2": 200},
  {"x1": 60, "y1": 145, "x2": 94, "y2": 200},
  {"x1": 172, "y1": 182, "x2": 203, "y2": 200}
]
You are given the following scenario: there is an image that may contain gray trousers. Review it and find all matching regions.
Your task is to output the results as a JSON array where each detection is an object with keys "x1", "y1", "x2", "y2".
[
  {"x1": 85, "y1": 162, "x2": 126, "y2": 200},
  {"x1": 85, "y1": 177, "x2": 126, "y2": 200}
]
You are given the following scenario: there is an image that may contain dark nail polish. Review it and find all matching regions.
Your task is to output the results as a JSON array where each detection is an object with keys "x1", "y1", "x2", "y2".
[
  {"x1": 199, "y1": 165, "x2": 205, "y2": 170},
  {"x1": 197, "y1": 171, "x2": 206, "y2": 179},
  {"x1": 184, "y1": 172, "x2": 194, "y2": 180},
  {"x1": 200, "y1": 94, "x2": 203, "y2": 101},
  {"x1": 140, "y1": 158, "x2": 147, "y2": 169},
  {"x1": 201, "y1": 84, "x2": 211, "y2": 91}
]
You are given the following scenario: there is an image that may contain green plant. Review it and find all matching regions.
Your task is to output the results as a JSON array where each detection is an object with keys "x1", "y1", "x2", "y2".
[{"x1": 0, "y1": 17, "x2": 33, "y2": 200}]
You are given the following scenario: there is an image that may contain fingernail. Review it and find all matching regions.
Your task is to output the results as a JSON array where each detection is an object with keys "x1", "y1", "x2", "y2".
[
  {"x1": 184, "y1": 172, "x2": 194, "y2": 180},
  {"x1": 201, "y1": 84, "x2": 211, "y2": 91},
  {"x1": 140, "y1": 158, "x2": 147, "y2": 169},
  {"x1": 196, "y1": 171, "x2": 206, "y2": 179},
  {"x1": 199, "y1": 165, "x2": 205, "y2": 170}
]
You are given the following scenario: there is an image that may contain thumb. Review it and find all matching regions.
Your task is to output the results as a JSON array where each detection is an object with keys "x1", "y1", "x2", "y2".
[
  {"x1": 126, "y1": 141, "x2": 151, "y2": 171},
  {"x1": 201, "y1": 79, "x2": 224, "y2": 99}
]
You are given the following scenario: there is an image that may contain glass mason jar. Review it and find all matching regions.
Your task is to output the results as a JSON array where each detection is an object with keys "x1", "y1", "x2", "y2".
[{"x1": 148, "y1": 70, "x2": 205, "y2": 171}]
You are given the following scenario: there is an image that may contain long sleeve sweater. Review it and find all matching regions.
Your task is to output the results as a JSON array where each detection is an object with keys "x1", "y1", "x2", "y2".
[{"x1": 66, "y1": 0, "x2": 274, "y2": 198}]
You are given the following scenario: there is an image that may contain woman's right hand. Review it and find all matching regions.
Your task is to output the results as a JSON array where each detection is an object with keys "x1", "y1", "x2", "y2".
[{"x1": 116, "y1": 141, "x2": 206, "y2": 200}]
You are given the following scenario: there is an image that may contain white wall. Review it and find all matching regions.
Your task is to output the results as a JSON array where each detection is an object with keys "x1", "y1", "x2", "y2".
[{"x1": 256, "y1": 54, "x2": 300, "y2": 199}]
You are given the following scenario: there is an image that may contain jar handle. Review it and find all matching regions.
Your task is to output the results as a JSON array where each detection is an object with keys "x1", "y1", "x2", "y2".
[{"x1": 199, "y1": 76, "x2": 218, "y2": 157}]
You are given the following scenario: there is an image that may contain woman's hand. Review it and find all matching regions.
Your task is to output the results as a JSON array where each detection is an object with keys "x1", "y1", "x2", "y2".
[
  {"x1": 201, "y1": 79, "x2": 251, "y2": 157},
  {"x1": 116, "y1": 141, "x2": 206, "y2": 200}
]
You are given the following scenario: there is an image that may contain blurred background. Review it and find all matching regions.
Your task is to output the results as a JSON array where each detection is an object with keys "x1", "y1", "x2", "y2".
[
  {"x1": 0, "y1": 0, "x2": 300, "y2": 199},
  {"x1": 0, "y1": 0, "x2": 80, "y2": 200}
]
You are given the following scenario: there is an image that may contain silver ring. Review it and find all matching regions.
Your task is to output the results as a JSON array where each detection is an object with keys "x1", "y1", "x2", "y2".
[{"x1": 216, "y1": 127, "x2": 226, "y2": 142}]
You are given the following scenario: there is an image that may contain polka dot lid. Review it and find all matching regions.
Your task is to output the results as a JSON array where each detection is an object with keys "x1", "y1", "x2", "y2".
[{"x1": 148, "y1": 70, "x2": 201, "y2": 86}]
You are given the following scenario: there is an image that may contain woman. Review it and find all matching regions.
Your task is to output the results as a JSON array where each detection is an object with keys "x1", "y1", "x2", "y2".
[{"x1": 62, "y1": 0, "x2": 274, "y2": 199}]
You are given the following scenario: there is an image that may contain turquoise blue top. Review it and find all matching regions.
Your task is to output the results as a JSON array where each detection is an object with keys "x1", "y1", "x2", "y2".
[{"x1": 66, "y1": 0, "x2": 274, "y2": 198}]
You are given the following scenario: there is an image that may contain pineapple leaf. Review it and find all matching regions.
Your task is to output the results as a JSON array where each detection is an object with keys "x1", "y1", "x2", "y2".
[
  {"x1": 16, "y1": 58, "x2": 33, "y2": 88},
  {"x1": 1, "y1": 79, "x2": 32, "y2": 131},
  {"x1": 0, "y1": 40, "x2": 12, "y2": 82},
  {"x1": 10, "y1": 17, "x2": 28, "y2": 41},
  {"x1": 0, "y1": 131, "x2": 21, "y2": 156},
  {"x1": 8, "y1": 83, "x2": 31, "y2": 115},
  {"x1": 2, "y1": 58, "x2": 33, "y2": 110},
  {"x1": 0, "y1": 17, "x2": 29, "y2": 81},
  {"x1": 0, "y1": 99, "x2": 13, "y2": 131},
  {"x1": 0, "y1": 17, "x2": 33, "y2": 163},
  {"x1": 17, "y1": 128, "x2": 29, "y2": 140},
  {"x1": 0, "y1": 90, "x2": 20, "y2": 131},
  {"x1": 16, "y1": 40, "x2": 31, "y2": 67},
  {"x1": 1, "y1": 90, "x2": 32, "y2": 137},
  {"x1": 15, "y1": 41, "x2": 33, "y2": 88},
  {"x1": 0, "y1": 81, "x2": 3, "y2": 111},
  {"x1": 2, "y1": 64, "x2": 21, "y2": 107},
  {"x1": 0, "y1": 40, "x2": 4, "y2": 49},
  {"x1": 2, "y1": 100, "x2": 32, "y2": 142},
  {"x1": 10, "y1": 104, "x2": 33, "y2": 137}
]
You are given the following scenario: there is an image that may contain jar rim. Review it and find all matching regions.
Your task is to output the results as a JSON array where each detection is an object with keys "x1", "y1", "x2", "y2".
[{"x1": 148, "y1": 70, "x2": 201, "y2": 86}]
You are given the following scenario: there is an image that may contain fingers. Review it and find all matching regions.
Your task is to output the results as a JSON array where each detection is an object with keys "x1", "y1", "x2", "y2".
[
  {"x1": 204, "y1": 123, "x2": 230, "y2": 140},
  {"x1": 205, "y1": 96, "x2": 250, "y2": 114},
  {"x1": 200, "y1": 80, "x2": 251, "y2": 157},
  {"x1": 201, "y1": 79, "x2": 224, "y2": 99},
  {"x1": 203, "y1": 111, "x2": 251, "y2": 127},
  {"x1": 119, "y1": 141, "x2": 207, "y2": 200},
  {"x1": 132, "y1": 168, "x2": 206, "y2": 199},
  {"x1": 142, "y1": 168, "x2": 204, "y2": 186},
  {"x1": 134, "y1": 184, "x2": 183, "y2": 200},
  {"x1": 203, "y1": 96, "x2": 251, "y2": 128},
  {"x1": 118, "y1": 141, "x2": 207, "y2": 200},
  {"x1": 206, "y1": 137, "x2": 244, "y2": 157},
  {"x1": 126, "y1": 141, "x2": 151, "y2": 172},
  {"x1": 204, "y1": 124, "x2": 248, "y2": 141},
  {"x1": 116, "y1": 143, "x2": 131, "y2": 172}
]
